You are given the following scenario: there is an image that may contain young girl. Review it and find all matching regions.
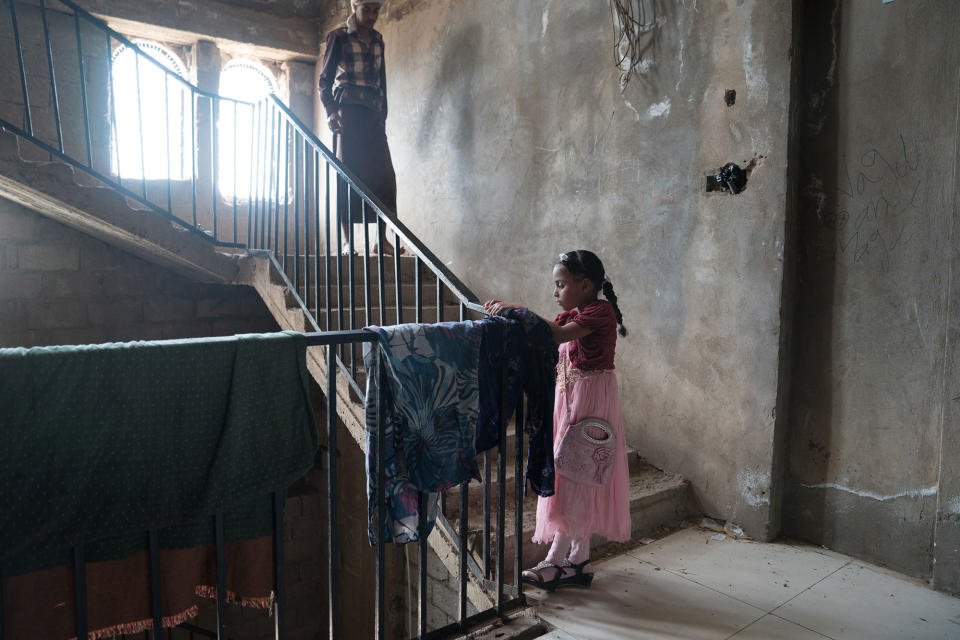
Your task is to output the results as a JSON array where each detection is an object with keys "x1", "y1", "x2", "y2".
[{"x1": 483, "y1": 249, "x2": 630, "y2": 591}]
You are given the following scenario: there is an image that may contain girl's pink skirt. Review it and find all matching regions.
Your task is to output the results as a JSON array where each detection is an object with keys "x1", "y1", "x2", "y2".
[{"x1": 532, "y1": 349, "x2": 632, "y2": 544}]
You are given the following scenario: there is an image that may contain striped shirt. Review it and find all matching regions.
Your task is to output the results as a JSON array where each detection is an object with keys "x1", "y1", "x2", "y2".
[{"x1": 318, "y1": 25, "x2": 387, "y2": 116}]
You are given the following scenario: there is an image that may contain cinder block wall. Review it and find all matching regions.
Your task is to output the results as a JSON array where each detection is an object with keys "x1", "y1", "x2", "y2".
[{"x1": 0, "y1": 198, "x2": 277, "y2": 347}]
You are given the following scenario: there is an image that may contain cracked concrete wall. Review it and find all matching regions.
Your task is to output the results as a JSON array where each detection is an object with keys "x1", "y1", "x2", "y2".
[
  {"x1": 373, "y1": 0, "x2": 794, "y2": 539},
  {"x1": 784, "y1": 0, "x2": 960, "y2": 591}
]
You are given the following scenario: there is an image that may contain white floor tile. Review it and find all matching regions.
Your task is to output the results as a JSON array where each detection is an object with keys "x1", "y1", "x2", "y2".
[
  {"x1": 774, "y1": 562, "x2": 960, "y2": 639},
  {"x1": 530, "y1": 554, "x2": 765, "y2": 640},
  {"x1": 626, "y1": 528, "x2": 849, "y2": 611},
  {"x1": 537, "y1": 629, "x2": 579, "y2": 640},
  {"x1": 728, "y1": 615, "x2": 833, "y2": 639}
]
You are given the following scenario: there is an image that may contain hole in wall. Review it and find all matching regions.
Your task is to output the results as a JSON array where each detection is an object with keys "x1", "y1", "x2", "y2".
[
  {"x1": 724, "y1": 89, "x2": 736, "y2": 106},
  {"x1": 704, "y1": 155, "x2": 765, "y2": 194}
]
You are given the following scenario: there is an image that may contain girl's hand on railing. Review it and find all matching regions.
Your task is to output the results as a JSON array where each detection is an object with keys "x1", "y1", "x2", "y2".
[{"x1": 482, "y1": 300, "x2": 521, "y2": 316}]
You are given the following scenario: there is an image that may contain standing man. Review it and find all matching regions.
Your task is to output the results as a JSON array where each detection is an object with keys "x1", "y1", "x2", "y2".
[{"x1": 318, "y1": 0, "x2": 401, "y2": 255}]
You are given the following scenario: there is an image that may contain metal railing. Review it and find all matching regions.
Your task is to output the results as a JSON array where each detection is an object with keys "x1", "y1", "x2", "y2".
[{"x1": 0, "y1": 1, "x2": 530, "y2": 637}]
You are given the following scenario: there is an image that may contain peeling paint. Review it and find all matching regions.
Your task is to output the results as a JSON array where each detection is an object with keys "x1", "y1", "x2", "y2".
[
  {"x1": 738, "y1": 470, "x2": 771, "y2": 507},
  {"x1": 800, "y1": 482, "x2": 939, "y2": 502},
  {"x1": 646, "y1": 99, "x2": 671, "y2": 118},
  {"x1": 623, "y1": 98, "x2": 641, "y2": 122},
  {"x1": 542, "y1": 0, "x2": 552, "y2": 37},
  {"x1": 742, "y1": 40, "x2": 768, "y2": 102},
  {"x1": 947, "y1": 496, "x2": 960, "y2": 515}
]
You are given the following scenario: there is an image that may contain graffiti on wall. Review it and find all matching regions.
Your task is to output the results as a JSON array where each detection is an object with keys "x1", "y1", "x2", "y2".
[{"x1": 835, "y1": 133, "x2": 923, "y2": 266}]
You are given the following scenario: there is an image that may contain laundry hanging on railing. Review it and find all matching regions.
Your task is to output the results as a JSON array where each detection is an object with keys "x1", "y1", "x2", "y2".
[
  {"x1": 362, "y1": 311, "x2": 557, "y2": 546},
  {"x1": 362, "y1": 322, "x2": 484, "y2": 545},
  {"x1": 0, "y1": 332, "x2": 317, "y2": 640},
  {"x1": 476, "y1": 308, "x2": 558, "y2": 498}
]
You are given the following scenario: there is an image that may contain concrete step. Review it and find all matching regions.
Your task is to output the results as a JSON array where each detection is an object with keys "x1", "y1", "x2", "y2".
[
  {"x1": 443, "y1": 442, "x2": 651, "y2": 514},
  {"x1": 443, "y1": 458, "x2": 692, "y2": 584}
]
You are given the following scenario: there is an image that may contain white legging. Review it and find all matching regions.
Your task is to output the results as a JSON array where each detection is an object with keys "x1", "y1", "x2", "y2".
[{"x1": 544, "y1": 531, "x2": 590, "y2": 565}]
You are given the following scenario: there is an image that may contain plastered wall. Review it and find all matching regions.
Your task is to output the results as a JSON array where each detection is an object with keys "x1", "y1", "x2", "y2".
[
  {"x1": 785, "y1": 0, "x2": 960, "y2": 591},
  {"x1": 367, "y1": 0, "x2": 794, "y2": 540}
]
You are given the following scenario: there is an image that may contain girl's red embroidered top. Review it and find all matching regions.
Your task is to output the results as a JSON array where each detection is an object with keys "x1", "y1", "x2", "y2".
[{"x1": 555, "y1": 300, "x2": 617, "y2": 371}]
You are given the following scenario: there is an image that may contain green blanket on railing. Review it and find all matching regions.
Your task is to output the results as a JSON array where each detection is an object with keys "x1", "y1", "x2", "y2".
[{"x1": 0, "y1": 332, "x2": 317, "y2": 577}]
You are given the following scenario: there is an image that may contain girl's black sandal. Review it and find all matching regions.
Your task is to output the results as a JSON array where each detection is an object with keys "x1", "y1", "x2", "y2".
[
  {"x1": 557, "y1": 559, "x2": 593, "y2": 589},
  {"x1": 521, "y1": 561, "x2": 562, "y2": 592}
]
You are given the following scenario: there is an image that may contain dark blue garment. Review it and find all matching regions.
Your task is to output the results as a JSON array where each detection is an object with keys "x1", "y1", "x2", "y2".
[{"x1": 476, "y1": 309, "x2": 558, "y2": 498}]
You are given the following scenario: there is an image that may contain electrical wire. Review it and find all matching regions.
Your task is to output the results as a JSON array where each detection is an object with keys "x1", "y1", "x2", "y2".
[{"x1": 609, "y1": 0, "x2": 658, "y2": 89}]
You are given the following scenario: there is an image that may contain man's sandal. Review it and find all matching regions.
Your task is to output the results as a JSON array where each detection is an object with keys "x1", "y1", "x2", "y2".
[
  {"x1": 520, "y1": 561, "x2": 562, "y2": 592},
  {"x1": 557, "y1": 559, "x2": 593, "y2": 589}
]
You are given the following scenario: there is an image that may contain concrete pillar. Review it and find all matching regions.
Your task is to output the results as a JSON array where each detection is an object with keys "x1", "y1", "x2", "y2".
[{"x1": 195, "y1": 40, "x2": 221, "y2": 229}]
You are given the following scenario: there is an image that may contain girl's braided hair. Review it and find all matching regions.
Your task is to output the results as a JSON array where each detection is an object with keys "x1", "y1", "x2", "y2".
[{"x1": 556, "y1": 250, "x2": 628, "y2": 337}]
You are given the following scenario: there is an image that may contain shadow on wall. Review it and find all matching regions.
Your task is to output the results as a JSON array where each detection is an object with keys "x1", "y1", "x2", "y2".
[
  {"x1": 415, "y1": 22, "x2": 481, "y2": 170},
  {"x1": 783, "y1": 0, "x2": 841, "y2": 546}
]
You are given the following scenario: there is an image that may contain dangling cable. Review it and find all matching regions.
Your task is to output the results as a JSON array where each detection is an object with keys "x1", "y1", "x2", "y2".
[{"x1": 609, "y1": 0, "x2": 657, "y2": 90}]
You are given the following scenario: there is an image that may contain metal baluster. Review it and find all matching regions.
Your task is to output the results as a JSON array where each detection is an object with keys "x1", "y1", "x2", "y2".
[
  {"x1": 514, "y1": 394, "x2": 525, "y2": 596},
  {"x1": 313, "y1": 149, "x2": 321, "y2": 321},
  {"x1": 41, "y1": 0, "x2": 63, "y2": 152},
  {"x1": 73, "y1": 546, "x2": 88, "y2": 640},
  {"x1": 164, "y1": 75, "x2": 173, "y2": 215},
  {"x1": 394, "y1": 232, "x2": 403, "y2": 324},
  {"x1": 9, "y1": 0, "x2": 31, "y2": 137},
  {"x1": 362, "y1": 202, "x2": 371, "y2": 328},
  {"x1": 373, "y1": 345, "x2": 386, "y2": 640},
  {"x1": 180, "y1": 79, "x2": 186, "y2": 199},
  {"x1": 418, "y1": 494, "x2": 427, "y2": 639},
  {"x1": 133, "y1": 53, "x2": 146, "y2": 196},
  {"x1": 293, "y1": 129, "x2": 300, "y2": 295},
  {"x1": 148, "y1": 530, "x2": 163, "y2": 639},
  {"x1": 214, "y1": 513, "x2": 226, "y2": 640},
  {"x1": 283, "y1": 123, "x2": 291, "y2": 276},
  {"x1": 232, "y1": 101, "x2": 238, "y2": 245},
  {"x1": 74, "y1": 13, "x2": 93, "y2": 166},
  {"x1": 459, "y1": 300, "x2": 468, "y2": 627},
  {"x1": 415, "y1": 257, "x2": 422, "y2": 323},
  {"x1": 303, "y1": 138, "x2": 311, "y2": 311},
  {"x1": 334, "y1": 167, "x2": 344, "y2": 355},
  {"x1": 483, "y1": 450, "x2": 491, "y2": 578},
  {"x1": 106, "y1": 33, "x2": 121, "y2": 185},
  {"x1": 273, "y1": 491, "x2": 285, "y2": 640},
  {"x1": 347, "y1": 190, "x2": 356, "y2": 376},
  {"x1": 190, "y1": 92, "x2": 197, "y2": 226},
  {"x1": 324, "y1": 149, "x2": 331, "y2": 332},
  {"x1": 457, "y1": 480, "x2": 468, "y2": 628},
  {"x1": 273, "y1": 113, "x2": 281, "y2": 256},
  {"x1": 211, "y1": 98, "x2": 218, "y2": 241},
  {"x1": 436, "y1": 281, "x2": 444, "y2": 323},
  {"x1": 377, "y1": 219, "x2": 385, "y2": 326},
  {"x1": 438, "y1": 281, "x2": 445, "y2": 520},
  {"x1": 497, "y1": 369, "x2": 508, "y2": 614},
  {"x1": 250, "y1": 102, "x2": 260, "y2": 248},
  {"x1": 247, "y1": 103, "x2": 256, "y2": 246},
  {"x1": 326, "y1": 347, "x2": 340, "y2": 639},
  {"x1": 265, "y1": 105, "x2": 277, "y2": 252}
]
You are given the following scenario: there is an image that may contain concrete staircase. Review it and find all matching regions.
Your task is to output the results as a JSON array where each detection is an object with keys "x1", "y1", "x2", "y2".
[{"x1": 0, "y1": 128, "x2": 696, "y2": 633}]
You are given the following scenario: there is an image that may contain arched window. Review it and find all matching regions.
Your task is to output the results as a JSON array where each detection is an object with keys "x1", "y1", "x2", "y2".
[
  {"x1": 111, "y1": 41, "x2": 192, "y2": 180},
  {"x1": 217, "y1": 59, "x2": 281, "y2": 201}
]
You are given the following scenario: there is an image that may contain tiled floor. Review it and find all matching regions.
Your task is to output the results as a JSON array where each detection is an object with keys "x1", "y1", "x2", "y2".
[{"x1": 527, "y1": 528, "x2": 960, "y2": 639}]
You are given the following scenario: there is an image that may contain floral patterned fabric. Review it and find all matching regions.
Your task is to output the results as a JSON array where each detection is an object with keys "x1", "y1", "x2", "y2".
[{"x1": 363, "y1": 322, "x2": 483, "y2": 545}]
